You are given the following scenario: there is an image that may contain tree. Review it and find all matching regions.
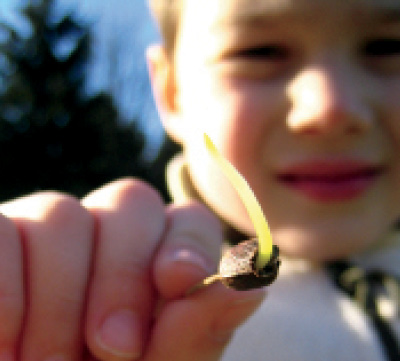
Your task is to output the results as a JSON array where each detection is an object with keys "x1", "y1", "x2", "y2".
[{"x1": 0, "y1": 0, "x2": 149, "y2": 200}]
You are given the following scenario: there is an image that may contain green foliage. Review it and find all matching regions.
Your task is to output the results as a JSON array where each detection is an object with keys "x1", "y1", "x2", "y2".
[{"x1": 0, "y1": 0, "x2": 163, "y2": 201}]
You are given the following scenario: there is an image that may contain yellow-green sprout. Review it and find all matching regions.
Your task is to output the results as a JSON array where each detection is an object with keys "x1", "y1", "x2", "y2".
[{"x1": 204, "y1": 133, "x2": 273, "y2": 269}]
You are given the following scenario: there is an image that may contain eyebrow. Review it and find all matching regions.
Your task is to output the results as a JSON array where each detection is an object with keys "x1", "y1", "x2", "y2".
[
  {"x1": 217, "y1": 6, "x2": 400, "y2": 28},
  {"x1": 215, "y1": 13, "x2": 294, "y2": 32},
  {"x1": 373, "y1": 9, "x2": 400, "y2": 23}
]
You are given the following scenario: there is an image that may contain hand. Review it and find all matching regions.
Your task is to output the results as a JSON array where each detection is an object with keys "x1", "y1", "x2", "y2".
[
  {"x1": 0, "y1": 188, "x2": 93, "y2": 361},
  {"x1": 0, "y1": 178, "x2": 266, "y2": 361}
]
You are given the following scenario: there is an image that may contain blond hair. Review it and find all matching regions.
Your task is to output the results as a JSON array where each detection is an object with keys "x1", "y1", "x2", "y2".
[{"x1": 148, "y1": 0, "x2": 182, "y2": 57}]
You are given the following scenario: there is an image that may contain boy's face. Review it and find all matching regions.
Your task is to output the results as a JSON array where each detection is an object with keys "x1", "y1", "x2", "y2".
[{"x1": 150, "y1": 0, "x2": 400, "y2": 260}]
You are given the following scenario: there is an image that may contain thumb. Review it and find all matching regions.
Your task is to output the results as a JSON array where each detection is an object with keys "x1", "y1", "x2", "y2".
[
  {"x1": 144, "y1": 202, "x2": 266, "y2": 361},
  {"x1": 143, "y1": 285, "x2": 266, "y2": 361}
]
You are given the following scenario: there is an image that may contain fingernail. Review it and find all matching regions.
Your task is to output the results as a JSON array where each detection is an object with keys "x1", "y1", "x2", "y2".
[
  {"x1": 97, "y1": 309, "x2": 142, "y2": 359},
  {"x1": 170, "y1": 248, "x2": 215, "y2": 273}
]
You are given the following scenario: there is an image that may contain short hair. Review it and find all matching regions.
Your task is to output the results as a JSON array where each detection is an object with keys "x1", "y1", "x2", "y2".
[{"x1": 148, "y1": 0, "x2": 182, "y2": 57}]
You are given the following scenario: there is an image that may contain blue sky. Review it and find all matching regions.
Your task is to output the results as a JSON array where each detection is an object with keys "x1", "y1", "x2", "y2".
[{"x1": 0, "y1": 0, "x2": 164, "y2": 159}]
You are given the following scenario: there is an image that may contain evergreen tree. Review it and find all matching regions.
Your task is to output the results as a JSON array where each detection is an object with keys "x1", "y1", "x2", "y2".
[{"x1": 0, "y1": 0, "x2": 148, "y2": 200}]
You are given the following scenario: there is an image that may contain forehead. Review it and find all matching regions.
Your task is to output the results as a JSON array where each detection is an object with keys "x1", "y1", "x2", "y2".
[{"x1": 181, "y1": 0, "x2": 400, "y2": 28}]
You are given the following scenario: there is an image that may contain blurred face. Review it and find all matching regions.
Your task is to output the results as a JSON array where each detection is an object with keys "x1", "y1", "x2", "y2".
[{"x1": 153, "y1": 0, "x2": 400, "y2": 260}]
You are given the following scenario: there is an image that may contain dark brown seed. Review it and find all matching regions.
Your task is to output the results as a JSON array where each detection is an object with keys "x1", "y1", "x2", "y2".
[
  {"x1": 186, "y1": 239, "x2": 280, "y2": 295},
  {"x1": 218, "y1": 239, "x2": 280, "y2": 291}
]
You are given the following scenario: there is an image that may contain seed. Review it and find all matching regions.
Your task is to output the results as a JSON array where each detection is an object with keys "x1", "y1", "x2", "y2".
[
  {"x1": 188, "y1": 239, "x2": 280, "y2": 295},
  {"x1": 218, "y1": 239, "x2": 280, "y2": 290}
]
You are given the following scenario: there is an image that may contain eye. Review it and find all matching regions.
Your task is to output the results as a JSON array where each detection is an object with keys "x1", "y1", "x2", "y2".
[
  {"x1": 363, "y1": 38, "x2": 400, "y2": 57},
  {"x1": 234, "y1": 45, "x2": 289, "y2": 61},
  {"x1": 218, "y1": 44, "x2": 291, "y2": 80}
]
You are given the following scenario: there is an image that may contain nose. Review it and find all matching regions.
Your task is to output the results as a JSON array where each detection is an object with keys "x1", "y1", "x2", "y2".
[{"x1": 286, "y1": 63, "x2": 374, "y2": 135}]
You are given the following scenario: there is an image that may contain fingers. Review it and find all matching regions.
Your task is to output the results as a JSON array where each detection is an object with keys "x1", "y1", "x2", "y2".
[
  {"x1": 0, "y1": 214, "x2": 23, "y2": 359},
  {"x1": 0, "y1": 178, "x2": 266, "y2": 361},
  {"x1": 144, "y1": 286, "x2": 266, "y2": 361},
  {"x1": 82, "y1": 179, "x2": 166, "y2": 361},
  {"x1": 148, "y1": 202, "x2": 266, "y2": 361},
  {"x1": 0, "y1": 192, "x2": 94, "y2": 361},
  {"x1": 153, "y1": 202, "x2": 223, "y2": 299}
]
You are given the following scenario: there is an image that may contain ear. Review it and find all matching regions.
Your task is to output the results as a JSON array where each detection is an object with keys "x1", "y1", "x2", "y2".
[{"x1": 146, "y1": 44, "x2": 184, "y2": 144}]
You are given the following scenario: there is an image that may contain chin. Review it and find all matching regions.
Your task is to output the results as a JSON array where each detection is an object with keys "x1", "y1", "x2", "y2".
[{"x1": 274, "y1": 229, "x2": 374, "y2": 262}]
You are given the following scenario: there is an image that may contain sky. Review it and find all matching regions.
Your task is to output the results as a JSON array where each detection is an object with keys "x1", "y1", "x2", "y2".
[{"x1": 0, "y1": 0, "x2": 164, "y2": 159}]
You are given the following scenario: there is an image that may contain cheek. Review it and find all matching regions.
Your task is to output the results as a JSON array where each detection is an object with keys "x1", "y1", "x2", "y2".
[
  {"x1": 218, "y1": 81, "x2": 284, "y2": 152},
  {"x1": 225, "y1": 84, "x2": 286, "y2": 186},
  {"x1": 382, "y1": 82, "x2": 400, "y2": 196},
  {"x1": 383, "y1": 80, "x2": 400, "y2": 142},
  {"x1": 178, "y1": 64, "x2": 285, "y2": 146}
]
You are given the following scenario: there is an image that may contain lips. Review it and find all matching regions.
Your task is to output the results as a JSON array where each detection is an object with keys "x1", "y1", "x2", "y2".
[{"x1": 276, "y1": 161, "x2": 384, "y2": 202}]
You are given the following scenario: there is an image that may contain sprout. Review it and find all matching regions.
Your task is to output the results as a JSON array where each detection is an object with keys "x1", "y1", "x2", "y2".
[
  {"x1": 204, "y1": 133, "x2": 273, "y2": 269},
  {"x1": 186, "y1": 134, "x2": 279, "y2": 294}
]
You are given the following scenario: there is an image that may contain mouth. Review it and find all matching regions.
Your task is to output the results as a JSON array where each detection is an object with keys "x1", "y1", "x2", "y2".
[{"x1": 276, "y1": 161, "x2": 384, "y2": 202}]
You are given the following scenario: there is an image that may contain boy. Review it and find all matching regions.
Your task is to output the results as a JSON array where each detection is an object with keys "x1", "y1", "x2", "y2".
[
  {"x1": 146, "y1": 0, "x2": 400, "y2": 360},
  {"x1": 0, "y1": 0, "x2": 399, "y2": 360}
]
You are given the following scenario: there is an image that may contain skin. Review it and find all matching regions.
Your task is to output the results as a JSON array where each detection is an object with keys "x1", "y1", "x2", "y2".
[
  {"x1": 150, "y1": 0, "x2": 400, "y2": 261},
  {"x1": 0, "y1": 0, "x2": 399, "y2": 360},
  {"x1": 0, "y1": 180, "x2": 265, "y2": 361}
]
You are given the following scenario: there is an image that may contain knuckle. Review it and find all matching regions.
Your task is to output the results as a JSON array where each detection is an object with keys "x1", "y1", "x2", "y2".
[
  {"x1": 5, "y1": 192, "x2": 95, "y2": 249},
  {"x1": 39, "y1": 192, "x2": 93, "y2": 232},
  {"x1": 42, "y1": 193, "x2": 93, "y2": 238},
  {"x1": 115, "y1": 178, "x2": 165, "y2": 211},
  {"x1": 0, "y1": 191, "x2": 93, "y2": 233},
  {"x1": 84, "y1": 178, "x2": 166, "y2": 241},
  {"x1": 43, "y1": 198, "x2": 94, "y2": 262},
  {"x1": 114, "y1": 178, "x2": 167, "y2": 240}
]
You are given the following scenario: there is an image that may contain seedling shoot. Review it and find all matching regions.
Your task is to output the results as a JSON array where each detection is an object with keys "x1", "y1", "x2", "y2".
[
  {"x1": 203, "y1": 133, "x2": 274, "y2": 269},
  {"x1": 186, "y1": 134, "x2": 280, "y2": 293}
]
